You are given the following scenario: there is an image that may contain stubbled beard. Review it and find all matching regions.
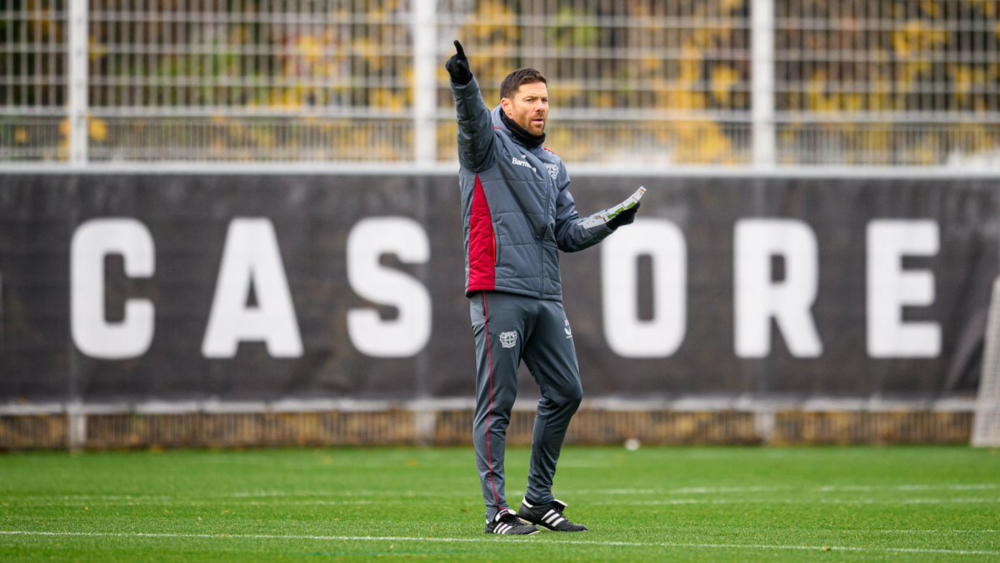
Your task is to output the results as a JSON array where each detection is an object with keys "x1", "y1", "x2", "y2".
[{"x1": 522, "y1": 118, "x2": 544, "y2": 135}]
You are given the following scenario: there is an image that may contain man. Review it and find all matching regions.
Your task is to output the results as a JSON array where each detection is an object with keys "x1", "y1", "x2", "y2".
[{"x1": 446, "y1": 40, "x2": 640, "y2": 535}]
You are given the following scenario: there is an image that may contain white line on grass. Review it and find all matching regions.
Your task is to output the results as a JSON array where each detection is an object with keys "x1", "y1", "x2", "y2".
[
  {"x1": 218, "y1": 483, "x2": 999, "y2": 498},
  {"x1": 0, "y1": 530, "x2": 997, "y2": 557},
  {"x1": 816, "y1": 484, "x2": 1000, "y2": 493},
  {"x1": 12, "y1": 484, "x2": 996, "y2": 506},
  {"x1": 4, "y1": 500, "x2": 377, "y2": 507},
  {"x1": 8, "y1": 483, "x2": 991, "y2": 502},
  {"x1": 661, "y1": 486, "x2": 785, "y2": 494},
  {"x1": 11, "y1": 497, "x2": 996, "y2": 509},
  {"x1": 882, "y1": 530, "x2": 1000, "y2": 534},
  {"x1": 600, "y1": 498, "x2": 1000, "y2": 506}
]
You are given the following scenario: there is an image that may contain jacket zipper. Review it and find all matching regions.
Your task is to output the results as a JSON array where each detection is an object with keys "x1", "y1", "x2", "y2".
[{"x1": 539, "y1": 159, "x2": 552, "y2": 299}]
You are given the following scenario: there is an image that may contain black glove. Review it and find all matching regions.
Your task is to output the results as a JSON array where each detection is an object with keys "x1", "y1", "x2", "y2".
[
  {"x1": 607, "y1": 202, "x2": 640, "y2": 230},
  {"x1": 445, "y1": 40, "x2": 473, "y2": 85}
]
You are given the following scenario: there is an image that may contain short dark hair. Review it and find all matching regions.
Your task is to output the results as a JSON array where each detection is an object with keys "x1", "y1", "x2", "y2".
[{"x1": 500, "y1": 68, "x2": 547, "y2": 101}]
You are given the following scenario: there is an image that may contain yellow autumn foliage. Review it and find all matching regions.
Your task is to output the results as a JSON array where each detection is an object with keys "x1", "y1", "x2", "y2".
[{"x1": 6, "y1": 0, "x2": 1000, "y2": 164}]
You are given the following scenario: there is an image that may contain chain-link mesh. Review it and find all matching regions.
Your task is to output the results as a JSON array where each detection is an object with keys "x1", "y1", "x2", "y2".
[
  {"x1": 435, "y1": 0, "x2": 752, "y2": 166},
  {"x1": 2, "y1": 1, "x2": 1000, "y2": 167},
  {"x1": 0, "y1": 408, "x2": 973, "y2": 450},
  {"x1": 1, "y1": 1, "x2": 68, "y2": 161},
  {"x1": 85, "y1": 0, "x2": 414, "y2": 162},
  {"x1": 775, "y1": 0, "x2": 1000, "y2": 166}
]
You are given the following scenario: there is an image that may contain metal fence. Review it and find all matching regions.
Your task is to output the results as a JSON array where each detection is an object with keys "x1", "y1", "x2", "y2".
[
  {"x1": 774, "y1": 0, "x2": 1000, "y2": 166},
  {"x1": 2, "y1": 0, "x2": 999, "y2": 168},
  {"x1": 0, "y1": 405, "x2": 976, "y2": 450}
]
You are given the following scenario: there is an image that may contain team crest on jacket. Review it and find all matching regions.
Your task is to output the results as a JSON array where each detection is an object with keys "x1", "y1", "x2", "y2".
[
  {"x1": 545, "y1": 163, "x2": 559, "y2": 180},
  {"x1": 499, "y1": 331, "x2": 518, "y2": 349}
]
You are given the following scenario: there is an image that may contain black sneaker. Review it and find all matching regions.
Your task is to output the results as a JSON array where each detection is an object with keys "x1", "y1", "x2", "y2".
[
  {"x1": 485, "y1": 509, "x2": 539, "y2": 535},
  {"x1": 517, "y1": 498, "x2": 587, "y2": 532}
]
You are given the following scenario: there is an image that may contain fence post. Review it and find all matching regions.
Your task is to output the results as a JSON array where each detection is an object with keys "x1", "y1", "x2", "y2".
[
  {"x1": 751, "y1": 0, "x2": 776, "y2": 168},
  {"x1": 68, "y1": 0, "x2": 89, "y2": 167},
  {"x1": 413, "y1": 0, "x2": 438, "y2": 167},
  {"x1": 66, "y1": 402, "x2": 86, "y2": 452}
]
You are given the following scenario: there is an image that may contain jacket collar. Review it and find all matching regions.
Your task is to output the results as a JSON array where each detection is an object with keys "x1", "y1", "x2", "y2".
[{"x1": 492, "y1": 105, "x2": 545, "y2": 150}]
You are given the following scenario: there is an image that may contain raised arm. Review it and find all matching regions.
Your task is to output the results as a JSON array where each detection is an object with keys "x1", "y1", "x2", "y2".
[{"x1": 447, "y1": 40, "x2": 496, "y2": 173}]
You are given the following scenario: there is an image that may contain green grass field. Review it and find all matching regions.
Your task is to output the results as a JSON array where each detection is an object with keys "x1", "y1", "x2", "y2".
[{"x1": 1, "y1": 446, "x2": 998, "y2": 561}]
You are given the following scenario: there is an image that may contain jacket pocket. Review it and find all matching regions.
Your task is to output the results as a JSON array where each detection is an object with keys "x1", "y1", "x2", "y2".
[{"x1": 492, "y1": 228, "x2": 500, "y2": 265}]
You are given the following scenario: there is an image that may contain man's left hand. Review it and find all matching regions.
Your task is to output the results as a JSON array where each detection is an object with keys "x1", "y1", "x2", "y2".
[
  {"x1": 446, "y1": 40, "x2": 473, "y2": 85},
  {"x1": 608, "y1": 202, "x2": 640, "y2": 230}
]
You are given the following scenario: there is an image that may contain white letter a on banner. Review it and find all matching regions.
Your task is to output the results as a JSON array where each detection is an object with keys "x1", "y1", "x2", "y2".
[{"x1": 202, "y1": 218, "x2": 303, "y2": 358}]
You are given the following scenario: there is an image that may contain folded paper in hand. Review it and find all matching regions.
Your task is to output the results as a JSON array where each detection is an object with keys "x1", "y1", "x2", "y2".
[{"x1": 581, "y1": 186, "x2": 646, "y2": 229}]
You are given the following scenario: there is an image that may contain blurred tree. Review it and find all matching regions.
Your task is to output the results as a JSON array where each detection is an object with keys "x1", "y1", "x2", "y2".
[{"x1": 5, "y1": 0, "x2": 999, "y2": 164}]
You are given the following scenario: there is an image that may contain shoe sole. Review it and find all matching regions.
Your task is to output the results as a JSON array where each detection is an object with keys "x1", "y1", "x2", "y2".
[
  {"x1": 487, "y1": 522, "x2": 539, "y2": 536},
  {"x1": 486, "y1": 528, "x2": 539, "y2": 536},
  {"x1": 518, "y1": 517, "x2": 586, "y2": 533}
]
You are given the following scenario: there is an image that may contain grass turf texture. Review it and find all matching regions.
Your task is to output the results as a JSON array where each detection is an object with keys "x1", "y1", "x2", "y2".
[{"x1": 1, "y1": 447, "x2": 998, "y2": 561}]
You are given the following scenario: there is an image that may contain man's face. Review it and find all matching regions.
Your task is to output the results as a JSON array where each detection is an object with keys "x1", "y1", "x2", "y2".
[{"x1": 502, "y1": 81, "x2": 549, "y2": 137}]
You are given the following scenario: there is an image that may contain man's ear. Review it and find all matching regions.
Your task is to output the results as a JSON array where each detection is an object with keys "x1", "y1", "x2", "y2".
[{"x1": 500, "y1": 98, "x2": 512, "y2": 117}]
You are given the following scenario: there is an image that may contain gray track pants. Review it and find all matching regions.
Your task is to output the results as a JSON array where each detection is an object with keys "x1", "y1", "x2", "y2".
[{"x1": 469, "y1": 291, "x2": 583, "y2": 522}]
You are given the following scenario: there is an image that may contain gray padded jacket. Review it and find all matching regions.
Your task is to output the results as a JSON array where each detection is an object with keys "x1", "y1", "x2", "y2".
[{"x1": 453, "y1": 76, "x2": 614, "y2": 301}]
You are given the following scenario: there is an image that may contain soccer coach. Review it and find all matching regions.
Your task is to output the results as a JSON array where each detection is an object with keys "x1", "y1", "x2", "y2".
[{"x1": 446, "y1": 40, "x2": 640, "y2": 535}]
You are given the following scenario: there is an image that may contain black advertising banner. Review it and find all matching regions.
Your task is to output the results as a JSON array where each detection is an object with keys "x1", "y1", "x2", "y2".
[{"x1": 0, "y1": 173, "x2": 996, "y2": 403}]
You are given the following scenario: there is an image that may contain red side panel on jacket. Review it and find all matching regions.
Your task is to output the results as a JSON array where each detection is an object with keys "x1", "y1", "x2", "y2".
[{"x1": 467, "y1": 175, "x2": 496, "y2": 292}]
